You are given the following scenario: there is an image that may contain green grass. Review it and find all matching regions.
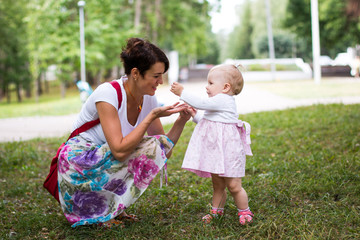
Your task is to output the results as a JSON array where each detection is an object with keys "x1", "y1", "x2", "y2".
[
  {"x1": 0, "y1": 85, "x2": 82, "y2": 119},
  {"x1": 1, "y1": 103, "x2": 359, "y2": 239},
  {"x1": 250, "y1": 78, "x2": 360, "y2": 99}
]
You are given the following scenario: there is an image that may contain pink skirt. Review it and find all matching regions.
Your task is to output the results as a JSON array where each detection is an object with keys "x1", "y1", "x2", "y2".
[{"x1": 181, "y1": 119, "x2": 252, "y2": 178}]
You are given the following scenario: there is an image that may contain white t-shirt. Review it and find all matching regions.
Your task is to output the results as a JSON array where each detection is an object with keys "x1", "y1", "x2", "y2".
[
  {"x1": 180, "y1": 90, "x2": 239, "y2": 124},
  {"x1": 72, "y1": 78, "x2": 159, "y2": 145}
]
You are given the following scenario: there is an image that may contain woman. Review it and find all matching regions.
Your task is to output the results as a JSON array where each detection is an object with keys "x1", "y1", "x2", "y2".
[{"x1": 57, "y1": 38, "x2": 191, "y2": 228}]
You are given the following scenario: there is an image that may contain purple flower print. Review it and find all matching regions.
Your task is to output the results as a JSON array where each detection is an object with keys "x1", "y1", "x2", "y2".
[
  {"x1": 128, "y1": 154, "x2": 160, "y2": 189},
  {"x1": 103, "y1": 178, "x2": 127, "y2": 196},
  {"x1": 72, "y1": 147, "x2": 101, "y2": 169},
  {"x1": 72, "y1": 191, "x2": 107, "y2": 218},
  {"x1": 58, "y1": 145, "x2": 71, "y2": 174}
]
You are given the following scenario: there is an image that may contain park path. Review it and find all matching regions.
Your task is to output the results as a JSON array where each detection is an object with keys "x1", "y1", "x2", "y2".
[{"x1": 1, "y1": 80, "x2": 360, "y2": 142}]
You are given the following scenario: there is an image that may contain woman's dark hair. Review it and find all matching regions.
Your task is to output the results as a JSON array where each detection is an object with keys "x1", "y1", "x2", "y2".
[{"x1": 120, "y1": 38, "x2": 169, "y2": 76}]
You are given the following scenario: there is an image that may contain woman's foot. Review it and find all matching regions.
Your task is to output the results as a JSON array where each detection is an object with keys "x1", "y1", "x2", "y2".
[
  {"x1": 202, "y1": 208, "x2": 224, "y2": 224},
  {"x1": 115, "y1": 213, "x2": 140, "y2": 222},
  {"x1": 238, "y1": 208, "x2": 253, "y2": 225},
  {"x1": 99, "y1": 219, "x2": 125, "y2": 229}
]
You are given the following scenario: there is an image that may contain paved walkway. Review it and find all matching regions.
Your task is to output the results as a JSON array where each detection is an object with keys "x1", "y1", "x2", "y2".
[{"x1": 1, "y1": 81, "x2": 360, "y2": 142}]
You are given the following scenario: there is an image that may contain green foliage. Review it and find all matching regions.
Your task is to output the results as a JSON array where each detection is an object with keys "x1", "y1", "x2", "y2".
[
  {"x1": 220, "y1": 0, "x2": 294, "y2": 61},
  {"x1": 0, "y1": 0, "x2": 32, "y2": 102},
  {"x1": 284, "y1": 0, "x2": 360, "y2": 58},
  {"x1": 227, "y1": 0, "x2": 254, "y2": 59},
  {"x1": 159, "y1": 0, "x2": 216, "y2": 60},
  {"x1": 256, "y1": 33, "x2": 295, "y2": 58},
  {"x1": 1, "y1": 104, "x2": 359, "y2": 239},
  {"x1": 1, "y1": 0, "x2": 218, "y2": 103},
  {"x1": 196, "y1": 31, "x2": 220, "y2": 64}
]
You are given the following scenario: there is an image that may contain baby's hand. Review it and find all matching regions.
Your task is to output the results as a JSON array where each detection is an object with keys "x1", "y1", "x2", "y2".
[
  {"x1": 170, "y1": 82, "x2": 184, "y2": 96},
  {"x1": 187, "y1": 106, "x2": 197, "y2": 117}
]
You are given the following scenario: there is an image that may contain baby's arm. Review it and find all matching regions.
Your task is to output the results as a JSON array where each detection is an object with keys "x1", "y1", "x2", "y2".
[
  {"x1": 186, "y1": 105, "x2": 197, "y2": 118},
  {"x1": 170, "y1": 82, "x2": 184, "y2": 96},
  {"x1": 185, "y1": 104, "x2": 203, "y2": 124}
]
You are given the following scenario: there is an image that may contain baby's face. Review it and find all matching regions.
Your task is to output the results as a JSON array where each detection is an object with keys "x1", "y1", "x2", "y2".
[{"x1": 205, "y1": 69, "x2": 228, "y2": 97}]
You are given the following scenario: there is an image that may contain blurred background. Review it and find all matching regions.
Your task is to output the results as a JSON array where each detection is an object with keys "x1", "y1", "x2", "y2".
[{"x1": 0, "y1": 0, "x2": 359, "y2": 104}]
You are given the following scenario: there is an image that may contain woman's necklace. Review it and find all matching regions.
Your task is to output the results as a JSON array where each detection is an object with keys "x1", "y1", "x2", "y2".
[{"x1": 124, "y1": 81, "x2": 143, "y2": 112}]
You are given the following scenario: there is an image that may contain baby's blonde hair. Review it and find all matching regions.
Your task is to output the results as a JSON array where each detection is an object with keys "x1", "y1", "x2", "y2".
[{"x1": 209, "y1": 64, "x2": 244, "y2": 95}]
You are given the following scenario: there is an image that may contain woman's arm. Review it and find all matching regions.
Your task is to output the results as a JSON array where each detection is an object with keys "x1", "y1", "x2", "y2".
[
  {"x1": 97, "y1": 101, "x2": 184, "y2": 161},
  {"x1": 147, "y1": 107, "x2": 192, "y2": 157},
  {"x1": 147, "y1": 114, "x2": 189, "y2": 145}
]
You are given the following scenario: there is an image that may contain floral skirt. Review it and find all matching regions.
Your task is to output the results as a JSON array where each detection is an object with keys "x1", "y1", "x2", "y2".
[{"x1": 57, "y1": 135, "x2": 173, "y2": 227}]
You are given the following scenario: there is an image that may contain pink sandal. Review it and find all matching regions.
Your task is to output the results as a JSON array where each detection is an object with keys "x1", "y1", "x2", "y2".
[
  {"x1": 238, "y1": 210, "x2": 253, "y2": 225},
  {"x1": 202, "y1": 208, "x2": 224, "y2": 224}
]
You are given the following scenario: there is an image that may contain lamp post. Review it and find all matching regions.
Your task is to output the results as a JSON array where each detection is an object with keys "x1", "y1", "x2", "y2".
[
  {"x1": 78, "y1": 1, "x2": 86, "y2": 82},
  {"x1": 265, "y1": 0, "x2": 276, "y2": 81},
  {"x1": 311, "y1": 0, "x2": 321, "y2": 84}
]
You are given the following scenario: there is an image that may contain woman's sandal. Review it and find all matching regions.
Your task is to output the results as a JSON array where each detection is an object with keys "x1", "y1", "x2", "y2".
[
  {"x1": 98, "y1": 219, "x2": 125, "y2": 229},
  {"x1": 115, "y1": 213, "x2": 140, "y2": 222}
]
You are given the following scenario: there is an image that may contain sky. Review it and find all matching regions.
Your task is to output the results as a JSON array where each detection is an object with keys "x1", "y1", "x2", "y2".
[{"x1": 209, "y1": 0, "x2": 243, "y2": 34}]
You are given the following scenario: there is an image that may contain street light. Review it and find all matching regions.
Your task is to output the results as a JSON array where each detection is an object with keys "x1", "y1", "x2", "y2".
[
  {"x1": 265, "y1": 0, "x2": 276, "y2": 81},
  {"x1": 311, "y1": 0, "x2": 321, "y2": 84},
  {"x1": 78, "y1": 1, "x2": 86, "y2": 82}
]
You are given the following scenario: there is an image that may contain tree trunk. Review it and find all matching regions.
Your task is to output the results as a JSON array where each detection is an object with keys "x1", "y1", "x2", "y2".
[
  {"x1": 152, "y1": 0, "x2": 161, "y2": 44},
  {"x1": 16, "y1": 83, "x2": 22, "y2": 103},
  {"x1": 6, "y1": 84, "x2": 10, "y2": 103},
  {"x1": 134, "y1": 0, "x2": 142, "y2": 28},
  {"x1": 0, "y1": 77, "x2": 3, "y2": 101},
  {"x1": 61, "y1": 81, "x2": 66, "y2": 98},
  {"x1": 25, "y1": 82, "x2": 32, "y2": 98},
  {"x1": 95, "y1": 69, "x2": 103, "y2": 87},
  {"x1": 37, "y1": 72, "x2": 43, "y2": 96},
  {"x1": 347, "y1": 0, "x2": 360, "y2": 18}
]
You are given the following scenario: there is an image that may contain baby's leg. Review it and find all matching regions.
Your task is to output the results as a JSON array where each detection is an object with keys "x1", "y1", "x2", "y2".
[
  {"x1": 202, "y1": 174, "x2": 227, "y2": 223},
  {"x1": 211, "y1": 174, "x2": 227, "y2": 208},
  {"x1": 224, "y1": 177, "x2": 248, "y2": 209},
  {"x1": 225, "y1": 177, "x2": 253, "y2": 224}
]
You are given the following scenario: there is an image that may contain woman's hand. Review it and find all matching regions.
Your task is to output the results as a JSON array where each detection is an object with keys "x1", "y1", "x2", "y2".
[
  {"x1": 151, "y1": 102, "x2": 187, "y2": 119},
  {"x1": 178, "y1": 104, "x2": 194, "y2": 121}
]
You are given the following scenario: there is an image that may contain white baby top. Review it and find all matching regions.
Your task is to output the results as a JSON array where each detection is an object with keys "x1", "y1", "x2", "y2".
[
  {"x1": 180, "y1": 90, "x2": 239, "y2": 124},
  {"x1": 72, "y1": 78, "x2": 159, "y2": 145}
]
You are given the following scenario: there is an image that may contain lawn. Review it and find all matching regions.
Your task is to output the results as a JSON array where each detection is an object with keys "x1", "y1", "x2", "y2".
[
  {"x1": 0, "y1": 85, "x2": 82, "y2": 119},
  {"x1": 249, "y1": 78, "x2": 360, "y2": 99},
  {"x1": 1, "y1": 103, "x2": 359, "y2": 239}
]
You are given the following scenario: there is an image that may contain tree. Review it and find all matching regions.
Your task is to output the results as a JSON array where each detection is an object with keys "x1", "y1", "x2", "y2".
[
  {"x1": 135, "y1": 0, "x2": 217, "y2": 64},
  {"x1": 1, "y1": 0, "x2": 219, "y2": 103},
  {"x1": 284, "y1": 0, "x2": 360, "y2": 58},
  {"x1": 257, "y1": 33, "x2": 295, "y2": 58},
  {"x1": 0, "y1": 0, "x2": 31, "y2": 103},
  {"x1": 219, "y1": 0, "x2": 292, "y2": 61},
  {"x1": 227, "y1": 0, "x2": 254, "y2": 59}
]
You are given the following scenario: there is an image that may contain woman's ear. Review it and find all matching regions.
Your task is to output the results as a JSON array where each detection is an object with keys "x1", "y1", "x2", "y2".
[
  {"x1": 222, "y1": 83, "x2": 232, "y2": 94},
  {"x1": 131, "y1": 68, "x2": 140, "y2": 80}
]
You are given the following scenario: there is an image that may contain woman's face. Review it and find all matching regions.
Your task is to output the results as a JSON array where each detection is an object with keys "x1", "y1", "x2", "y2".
[{"x1": 138, "y1": 62, "x2": 165, "y2": 96}]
